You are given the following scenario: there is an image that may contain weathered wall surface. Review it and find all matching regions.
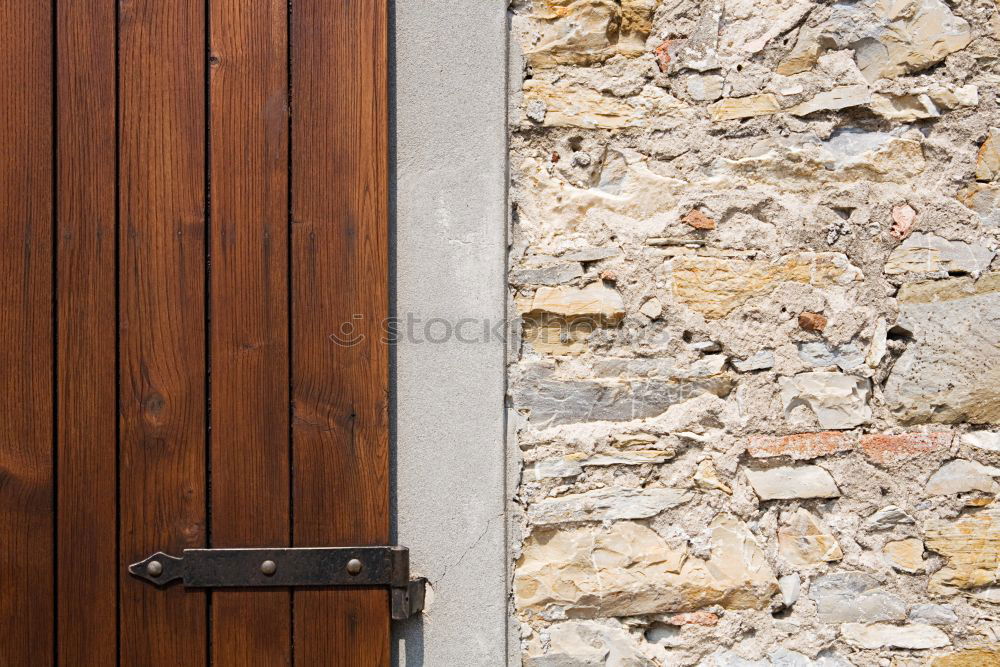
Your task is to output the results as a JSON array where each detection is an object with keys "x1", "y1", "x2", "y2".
[{"x1": 508, "y1": 1, "x2": 1000, "y2": 664}]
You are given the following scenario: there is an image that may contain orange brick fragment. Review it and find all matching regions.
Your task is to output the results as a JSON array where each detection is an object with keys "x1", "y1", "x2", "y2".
[
  {"x1": 747, "y1": 432, "x2": 854, "y2": 460},
  {"x1": 860, "y1": 432, "x2": 951, "y2": 465},
  {"x1": 798, "y1": 311, "x2": 828, "y2": 332},
  {"x1": 683, "y1": 209, "x2": 716, "y2": 230},
  {"x1": 668, "y1": 611, "x2": 719, "y2": 627},
  {"x1": 655, "y1": 40, "x2": 675, "y2": 73}
]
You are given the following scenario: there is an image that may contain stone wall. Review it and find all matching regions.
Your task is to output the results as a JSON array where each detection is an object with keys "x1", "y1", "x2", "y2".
[{"x1": 507, "y1": 1, "x2": 1000, "y2": 664}]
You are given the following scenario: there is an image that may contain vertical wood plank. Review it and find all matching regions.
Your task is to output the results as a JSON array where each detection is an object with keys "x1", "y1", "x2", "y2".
[
  {"x1": 292, "y1": 0, "x2": 390, "y2": 664},
  {"x1": 209, "y1": 0, "x2": 291, "y2": 664},
  {"x1": 56, "y1": 0, "x2": 118, "y2": 664},
  {"x1": 118, "y1": 0, "x2": 208, "y2": 663},
  {"x1": 0, "y1": 1, "x2": 54, "y2": 664}
]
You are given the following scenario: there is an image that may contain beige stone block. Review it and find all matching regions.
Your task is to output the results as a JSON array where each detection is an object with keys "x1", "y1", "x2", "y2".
[
  {"x1": 778, "y1": 508, "x2": 844, "y2": 568},
  {"x1": 694, "y1": 459, "x2": 731, "y2": 494},
  {"x1": 840, "y1": 622, "x2": 950, "y2": 650},
  {"x1": 884, "y1": 538, "x2": 926, "y2": 573},
  {"x1": 925, "y1": 506, "x2": 1000, "y2": 593},
  {"x1": 930, "y1": 648, "x2": 1000, "y2": 666},
  {"x1": 520, "y1": 0, "x2": 659, "y2": 68},
  {"x1": 977, "y1": 128, "x2": 1000, "y2": 182},
  {"x1": 745, "y1": 465, "x2": 840, "y2": 501},
  {"x1": 514, "y1": 517, "x2": 778, "y2": 617},
  {"x1": 709, "y1": 94, "x2": 782, "y2": 121},
  {"x1": 671, "y1": 252, "x2": 863, "y2": 320}
]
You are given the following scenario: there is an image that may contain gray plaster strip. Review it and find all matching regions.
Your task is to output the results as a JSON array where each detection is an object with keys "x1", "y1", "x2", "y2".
[{"x1": 391, "y1": 1, "x2": 510, "y2": 664}]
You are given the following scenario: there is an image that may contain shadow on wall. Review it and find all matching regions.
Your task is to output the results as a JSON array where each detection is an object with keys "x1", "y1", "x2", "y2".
[{"x1": 387, "y1": 1, "x2": 426, "y2": 664}]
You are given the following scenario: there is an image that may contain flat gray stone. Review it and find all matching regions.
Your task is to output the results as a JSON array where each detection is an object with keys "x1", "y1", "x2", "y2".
[
  {"x1": 809, "y1": 572, "x2": 906, "y2": 623},
  {"x1": 513, "y1": 375, "x2": 732, "y2": 427},
  {"x1": 884, "y1": 274, "x2": 1000, "y2": 425}
]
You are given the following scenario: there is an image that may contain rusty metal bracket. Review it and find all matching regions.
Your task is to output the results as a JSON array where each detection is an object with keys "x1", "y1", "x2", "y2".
[{"x1": 129, "y1": 546, "x2": 426, "y2": 620}]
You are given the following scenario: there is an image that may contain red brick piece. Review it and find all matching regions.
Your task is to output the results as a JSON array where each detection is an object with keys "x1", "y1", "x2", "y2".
[
  {"x1": 655, "y1": 40, "x2": 675, "y2": 73},
  {"x1": 860, "y1": 432, "x2": 952, "y2": 465},
  {"x1": 668, "y1": 612, "x2": 719, "y2": 627},
  {"x1": 798, "y1": 311, "x2": 828, "y2": 332},
  {"x1": 747, "y1": 432, "x2": 854, "y2": 460},
  {"x1": 683, "y1": 209, "x2": 716, "y2": 230}
]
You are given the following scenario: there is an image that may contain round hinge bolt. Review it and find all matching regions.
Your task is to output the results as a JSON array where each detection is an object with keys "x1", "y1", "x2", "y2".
[
  {"x1": 346, "y1": 558, "x2": 363, "y2": 576},
  {"x1": 260, "y1": 560, "x2": 277, "y2": 576},
  {"x1": 146, "y1": 560, "x2": 163, "y2": 578}
]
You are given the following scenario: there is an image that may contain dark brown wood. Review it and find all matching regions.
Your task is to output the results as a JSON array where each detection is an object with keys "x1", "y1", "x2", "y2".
[
  {"x1": 291, "y1": 0, "x2": 390, "y2": 663},
  {"x1": 0, "y1": 2, "x2": 54, "y2": 665},
  {"x1": 56, "y1": 0, "x2": 118, "y2": 664},
  {"x1": 118, "y1": 0, "x2": 208, "y2": 663},
  {"x1": 209, "y1": 0, "x2": 291, "y2": 663}
]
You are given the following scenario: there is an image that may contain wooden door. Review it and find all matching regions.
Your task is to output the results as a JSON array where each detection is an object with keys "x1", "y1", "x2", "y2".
[{"x1": 0, "y1": 1, "x2": 389, "y2": 664}]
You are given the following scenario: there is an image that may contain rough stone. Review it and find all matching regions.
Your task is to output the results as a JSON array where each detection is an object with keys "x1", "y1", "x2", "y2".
[
  {"x1": 870, "y1": 86, "x2": 978, "y2": 122},
  {"x1": 519, "y1": 0, "x2": 658, "y2": 69},
  {"x1": 884, "y1": 538, "x2": 926, "y2": 574},
  {"x1": 884, "y1": 234, "x2": 995, "y2": 276},
  {"x1": 694, "y1": 459, "x2": 732, "y2": 495},
  {"x1": 786, "y1": 85, "x2": 872, "y2": 117},
  {"x1": 639, "y1": 297, "x2": 662, "y2": 319},
  {"x1": 797, "y1": 341, "x2": 865, "y2": 372},
  {"x1": 671, "y1": 253, "x2": 863, "y2": 320},
  {"x1": 977, "y1": 128, "x2": 1000, "y2": 183},
  {"x1": 883, "y1": 274, "x2": 1000, "y2": 425},
  {"x1": 521, "y1": 80, "x2": 684, "y2": 129},
  {"x1": 957, "y1": 184, "x2": 1000, "y2": 228},
  {"x1": 512, "y1": 373, "x2": 733, "y2": 427},
  {"x1": 809, "y1": 572, "x2": 907, "y2": 623},
  {"x1": 778, "y1": 508, "x2": 844, "y2": 568},
  {"x1": 908, "y1": 604, "x2": 958, "y2": 626},
  {"x1": 709, "y1": 94, "x2": 782, "y2": 122},
  {"x1": 708, "y1": 649, "x2": 852, "y2": 666},
  {"x1": 860, "y1": 432, "x2": 951, "y2": 466},
  {"x1": 711, "y1": 131, "x2": 925, "y2": 188},
  {"x1": 925, "y1": 459, "x2": 999, "y2": 496},
  {"x1": 930, "y1": 648, "x2": 1000, "y2": 666},
  {"x1": 733, "y1": 350, "x2": 775, "y2": 373},
  {"x1": 745, "y1": 466, "x2": 840, "y2": 501},
  {"x1": 521, "y1": 282, "x2": 625, "y2": 354},
  {"x1": 514, "y1": 517, "x2": 779, "y2": 617},
  {"x1": 779, "y1": 574, "x2": 800, "y2": 608},
  {"x1": 924, "y1": 507, "x2": 1000, "y2": 593},
  {"x1": 822, "y1": 0, "x2": 972, "y2": 81},
  {"x1": 673, "y1": 0, "x2": 722, "y2": 72},
  {"x1": 779, "y1": 372, "x2": 871, "y2": 430},
  {"x1": 840, "y1": 622, "x2": 950, "y2": 650},
  {"x1": 961, "y1": 431, "x2": 1000, "y2": 453},
  {"x1": 527, "y1": 486, "x2": 691, "y2": 526},
  {"x1": 866, "y1": 505, "x2": 916, "y2": 529},
  {"x1": 512, "y1": 263, "x2": 585, "y2": 286},
  {"x1": 687, "y1": 75, "x2": 723, "y2": 102},
  {"x1": 747, "y1": 432, "x2": 854, "y2": 460},
  {"x1": 523, "y1": 620, "x2": 645, "y2": 666},
  {"x1": 526, "y1": 282, "x2": 625, "y2": 320}
]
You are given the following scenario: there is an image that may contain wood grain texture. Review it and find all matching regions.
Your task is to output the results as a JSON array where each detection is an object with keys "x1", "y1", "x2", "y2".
[
  {"x1": 118, "y1": 0, "x2": 208, "y2": 664},
  {"x1": 209, "y1": 0, "x2": 291, "y2": 664},
  {"x1": 56, "y1": 0, "x2": 117, "y2": 663},
  {"x1": 0, "y1": 1, "x2": 54, "y2": 664},
  {"x1": 291, "y1": 0, "x2": 390, "y2": 663}
]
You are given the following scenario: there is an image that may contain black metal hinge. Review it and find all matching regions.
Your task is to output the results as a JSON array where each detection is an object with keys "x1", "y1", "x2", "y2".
[{"x1": 129, "y1": 546, "x2": 426, "y2": 620}]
